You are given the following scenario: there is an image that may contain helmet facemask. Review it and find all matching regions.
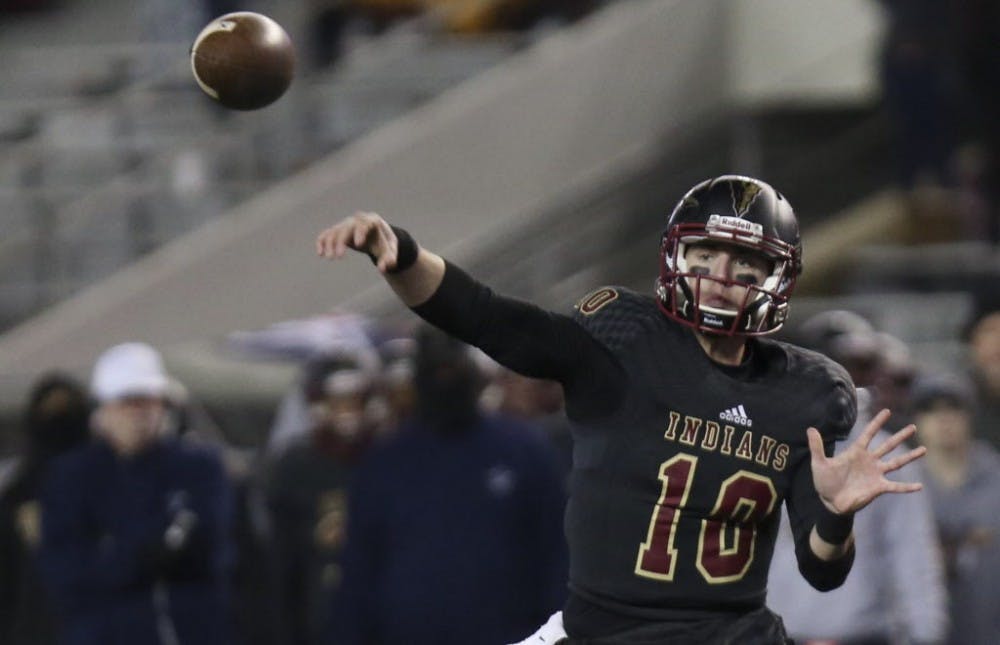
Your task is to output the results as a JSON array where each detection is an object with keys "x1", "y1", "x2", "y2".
[{"x1": 656, "y1": 217, "x2": 799, "y2": 336}]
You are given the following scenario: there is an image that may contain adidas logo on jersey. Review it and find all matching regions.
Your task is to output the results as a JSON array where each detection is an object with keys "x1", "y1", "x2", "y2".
[{"x1": 720, "y1": 405, "x2": 753, "y2": 427}]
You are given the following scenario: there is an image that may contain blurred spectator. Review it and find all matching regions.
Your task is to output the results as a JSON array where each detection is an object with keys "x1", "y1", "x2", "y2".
[
  {"x1": 373, "y1": 334, "x2": 417, "y2": 432},
  {"x1": 797, "y1": 310, "x2": 918, "y2": 433},
  {"x1": 0, "y1": 373, "x2": 91, "y2": 645},
  {"x1": 950, "y1": 0, "x2": 1000, "y2": 244},
  {"x1": 874, "y1": 0, "x2": 956, "y2": 191},
  {"x1": 38, "y1": 343, "x2": 236, "y2": 645},
  {"x1": 768, "y1": 389, "x2": 947, "y2": 645},
  {"x1": 330, "y1": 326, "x2": 567, "y2": 644},
  {"x1": 797, "y1": 309, "x2": 881, "y2": 385},
  {"x1": 267, "y1": 349, "x2": 381, "y2": 455},
  {"x1": 911, "y1": 372, "x2": 1000, "y2": 645},
  {"x1": 230, "y1": 469, "x2": 287, "y2": 645},
  {"x1": 233, "y1": 312, "x2": 381, "y2": 457},
  {"x1": 165, "y1": 378, "x2": 286, "y2": 645},
  {"x1": 266, "y1": 350, "x2": 380, "y2": 645},
  {"x1": 871, "y1": 331, "x2": 918, "y2": 430},
  {"x1": 770, "y1": 318, "x2": 945, "y2": 645},
  {"x1": 964, "y1": 306, "x2": 1000, "y2": 449},
  {"x1": 493, "y1": 368, "x2": 572, "y2": 484}
]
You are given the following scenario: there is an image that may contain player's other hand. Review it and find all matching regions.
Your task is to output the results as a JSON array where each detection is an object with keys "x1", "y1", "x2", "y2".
[
  {"x1": 316, "y1": 211, "x2": 399, "y2": 273},
  {"x1": 807, "y1": 409, "x2": 927, "y2": 515}
]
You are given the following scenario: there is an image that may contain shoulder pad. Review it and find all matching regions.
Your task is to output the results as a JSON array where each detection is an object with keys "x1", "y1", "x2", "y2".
[
  {"x1": 774, "y1": 342, "x2": 858, "y2": 441},
  {"x1": 572, "y1": 286, "x2": 661, "y2": 353}
]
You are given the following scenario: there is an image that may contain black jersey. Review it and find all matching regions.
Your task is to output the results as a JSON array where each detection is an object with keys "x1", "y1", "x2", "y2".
[
  {"x1": 412, "y1": 263, "x2": 857, "y2": 634},
  {"x1": 564, "y1": 286, "x2": 855, "y2": 617}
]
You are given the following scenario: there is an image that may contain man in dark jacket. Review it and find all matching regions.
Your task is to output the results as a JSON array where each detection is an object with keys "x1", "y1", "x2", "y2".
[
  {"x1": 268, "y1": 347, "x2": 381, "y2": 645},
  {"x1": 331, "y1": 326, "x2": 569, "y2": 644},
  {"x1": 0, "y1": 373, "x2": 91, "y2": 645},
  {"x1": 38, "y1": 342, "x2": 236, "y2": 645}
]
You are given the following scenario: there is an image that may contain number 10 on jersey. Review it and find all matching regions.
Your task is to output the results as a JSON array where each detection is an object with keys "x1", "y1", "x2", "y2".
[{"x1": 635, "y1": 454, "x2": 777, "y2": 583}]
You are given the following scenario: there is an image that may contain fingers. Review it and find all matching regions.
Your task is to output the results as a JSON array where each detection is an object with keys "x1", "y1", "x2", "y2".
[
  {"x1": 316, "y1": 227, "x2": 335, "y2": 257},
  {"x1": 373, "y1": 218, "x2": 398, "y2": 273},
  {"x1": 315, "y1": 212, "x2": 390, "y2": 262},
  {"x1": 879, "y1": 445, "x2": 928, "y2": 474},
  {"x1": 880, "y1": 480, "x2": 923, "y2": 495},
  {"x1": 806, "y1": 427, "x2": 826, "y2": 463},
  {"x1": 871, "y1": 424, "x2": 917, "y2": 459},
  {"x1": 316, "y1": 221, "x2": 353, "y2": 259},
  {"x1": 856, "y1": 408, "x2": 892, "y2": 450},
  {"x1": 376, "y1": 235, "x2": 398, "y2": 274},
  {"x1": 343, "y1": 212, "x2": 377, "y2": 256},
  {"x1": 352, "y1": 216, "x2": 377, "y2": 250}
]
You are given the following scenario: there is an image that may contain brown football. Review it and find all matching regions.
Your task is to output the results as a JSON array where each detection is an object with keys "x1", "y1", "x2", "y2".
[{"x1": 190, "y1": 12, "x2": 295, "y2": 111}]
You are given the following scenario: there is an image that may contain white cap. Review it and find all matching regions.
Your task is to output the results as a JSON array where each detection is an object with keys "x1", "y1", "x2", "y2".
[{"x1": 91, "y1": 342, "x2": 171, "y2": 403}]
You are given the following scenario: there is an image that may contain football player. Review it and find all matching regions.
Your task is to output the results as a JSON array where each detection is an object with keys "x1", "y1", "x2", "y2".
[{"x1": 315, "y1": 175, "x2": 927, "y2": 644}]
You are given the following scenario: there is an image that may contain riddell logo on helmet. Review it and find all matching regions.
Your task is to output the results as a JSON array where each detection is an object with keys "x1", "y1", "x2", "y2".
[
  {"x1": 707, "y1": 215, "x2": 763, "y2": 239},
  {"x1": 720, "y1": 405, "x2": 753, "y2": 427}
]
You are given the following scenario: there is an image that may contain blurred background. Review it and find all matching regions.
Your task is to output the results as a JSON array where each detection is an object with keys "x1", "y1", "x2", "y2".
[
  {"x1": 0, "y1": 0, "x2": 998, "y2": 643},
  {"x1": 0, "y1": 0, "x2": 996, "y2": 444}
]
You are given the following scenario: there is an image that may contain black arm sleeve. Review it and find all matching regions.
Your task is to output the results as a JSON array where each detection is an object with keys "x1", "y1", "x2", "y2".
[
  {"x1": 795, "y1": 535, "x2": 855, "y2": 592},
  {"x1": 411, "y1": 261, "x2": 624, "y2": 417},
  {"x1": 785, "y1": 444, "x2": 855, "y2": 591}
]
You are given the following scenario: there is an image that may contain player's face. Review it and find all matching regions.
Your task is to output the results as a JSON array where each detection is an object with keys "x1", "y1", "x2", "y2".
[{"x1": 683, "y1": 242, "x2": 772, "y2": 310}]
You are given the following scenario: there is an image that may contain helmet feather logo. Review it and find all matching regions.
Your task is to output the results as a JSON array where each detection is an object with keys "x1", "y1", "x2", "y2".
[{"x1": 730, "y1": 182, "x2": 763, "y2": 218}]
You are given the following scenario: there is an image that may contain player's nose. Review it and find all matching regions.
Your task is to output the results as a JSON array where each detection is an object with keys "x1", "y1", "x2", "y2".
[{"x1": 704, "y1": 253, "x2": 734, "y2": 281}]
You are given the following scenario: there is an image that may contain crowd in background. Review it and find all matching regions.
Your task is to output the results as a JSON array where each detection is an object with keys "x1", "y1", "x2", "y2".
[
  {"x1": 0, "y1": 315, "x2": 573, "y2": 645},
  {"x1": 769, "y1": 304, "x2": 1000, "y2": 645},
  {"x1": 0, "y1": 300, "x2": 998, "y2": 645}
]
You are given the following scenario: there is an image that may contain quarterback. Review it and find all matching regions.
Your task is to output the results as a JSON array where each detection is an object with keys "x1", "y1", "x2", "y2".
[{"x1": 316, "y1": 175, "x2": 927, "y2": 644}]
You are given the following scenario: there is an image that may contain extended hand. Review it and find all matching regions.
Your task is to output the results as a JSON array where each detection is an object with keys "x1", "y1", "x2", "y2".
[
  {"x1": 807, "y1": 409, "x2": 926, "y2": 515},
  {"x1": 316, "y1": 211, "x2": 399, "y2": 273}
]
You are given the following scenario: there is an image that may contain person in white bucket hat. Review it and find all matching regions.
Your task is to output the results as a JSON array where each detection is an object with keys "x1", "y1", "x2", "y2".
[
  {"x1": 37, "y1": 342, "x2": 236, "y2": 645},
  {"x1": 89, "y1": 342, "x2": 173, "y2": 458}
]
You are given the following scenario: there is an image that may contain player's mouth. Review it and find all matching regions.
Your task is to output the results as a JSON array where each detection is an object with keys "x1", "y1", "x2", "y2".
[{"x1": 700, "y1": 295, "x2": 736, "y2": 309}]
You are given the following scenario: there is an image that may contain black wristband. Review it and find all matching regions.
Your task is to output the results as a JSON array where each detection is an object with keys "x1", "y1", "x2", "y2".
[
  {"x1": 382, "y1": 225, "x2": 418, "y2": 274},
  {"x1": 815, "y1": 505, "x2": 854, "y2": 545}
]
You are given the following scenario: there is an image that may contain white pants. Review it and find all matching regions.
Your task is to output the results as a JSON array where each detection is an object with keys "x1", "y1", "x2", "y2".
[{"x1": 509, "y1": 611, "x2": 568, "y2": 644}]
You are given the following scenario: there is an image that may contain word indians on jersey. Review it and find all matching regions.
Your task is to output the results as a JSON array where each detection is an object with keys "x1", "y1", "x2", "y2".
[{"x1": 663, "y1": 409, "x2": 789, "y2": 472}]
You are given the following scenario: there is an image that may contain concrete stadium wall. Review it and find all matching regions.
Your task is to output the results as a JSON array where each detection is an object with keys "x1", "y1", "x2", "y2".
[{"x1": 0, "y1": 0, "x2": 883, "y2": 407}]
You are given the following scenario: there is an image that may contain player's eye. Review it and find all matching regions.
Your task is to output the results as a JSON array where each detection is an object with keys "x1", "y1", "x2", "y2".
[{"x1": 736, "y1": 253, "x2": 771, "y2": 273}]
